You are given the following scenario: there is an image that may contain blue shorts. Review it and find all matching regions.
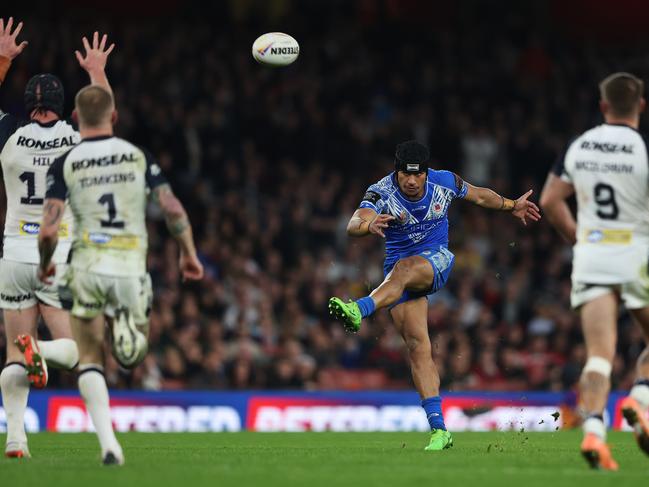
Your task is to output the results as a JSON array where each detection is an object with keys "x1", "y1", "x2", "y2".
[{"x1": 383, "y1": 247, "x2": 455, "y2": 306}]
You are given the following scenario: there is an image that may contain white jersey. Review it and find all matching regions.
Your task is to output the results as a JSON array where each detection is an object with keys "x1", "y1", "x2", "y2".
[
  {"x1": 0, "y1": 115, "x2": 78, "y2": 264},
  {"x1": 555, "y1": 123, "x2": 649, "y2": 283},
  {"x1": 45, "y1": 135, "x2": 167, "y2": 277}
]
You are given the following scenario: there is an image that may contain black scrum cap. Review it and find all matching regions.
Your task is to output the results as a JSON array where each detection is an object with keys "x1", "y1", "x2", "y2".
[
  {"x1": 395, "y1": 140, "x2": 429, "y2": 174},
  {"x1": 24, "y1": 74, "x2": 64, "y2": 118}
]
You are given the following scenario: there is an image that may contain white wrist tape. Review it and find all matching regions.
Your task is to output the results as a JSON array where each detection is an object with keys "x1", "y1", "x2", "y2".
[{"x1": 583, "y1": 356, "x2": 612, "y2": 377}]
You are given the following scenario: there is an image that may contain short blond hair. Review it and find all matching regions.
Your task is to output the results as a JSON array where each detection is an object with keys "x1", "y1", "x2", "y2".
[
  {"x1": 599, "y1": 72, "x2": 644, "y2": 118},
  {"x1": 74, "y1": 85, "x2": 113, "y2": 127}
]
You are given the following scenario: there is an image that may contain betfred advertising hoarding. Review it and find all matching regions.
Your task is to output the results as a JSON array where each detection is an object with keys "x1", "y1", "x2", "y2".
[{"x1": 0, "y1": 390, "x2": 639, "y2": 433}]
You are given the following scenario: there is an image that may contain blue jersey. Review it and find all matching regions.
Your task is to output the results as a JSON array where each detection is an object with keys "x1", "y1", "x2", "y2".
[{"x1": 359, "y1": 169, "x2": 467, "y2": 259}]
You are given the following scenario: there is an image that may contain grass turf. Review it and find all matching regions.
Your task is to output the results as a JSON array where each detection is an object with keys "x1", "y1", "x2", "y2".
[{"x1": 1, "y1": 431, "x2": 648, "y2": 487}]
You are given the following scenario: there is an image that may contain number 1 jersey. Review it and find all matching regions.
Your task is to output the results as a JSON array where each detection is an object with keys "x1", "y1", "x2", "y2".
[
  {"x1": 554, "y1": 123, "x2": 649, "y2": 283},
  {"x1": 0, "y1": 114, "x2": 78, "y2": 264},
  {"x1": 45, "y1": 136, "x2": 167, "y2": 277}
]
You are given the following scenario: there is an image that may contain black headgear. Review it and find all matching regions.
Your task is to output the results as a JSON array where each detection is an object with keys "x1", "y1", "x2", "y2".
[
  {"x1": 24, "y1": 74, "x2": 64, "y2": 118},
  {"x1": 394, "y1": 140, "x2": 429, "y2": 173}
]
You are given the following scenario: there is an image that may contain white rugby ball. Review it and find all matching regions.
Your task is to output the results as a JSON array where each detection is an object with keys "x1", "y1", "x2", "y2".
[{"x1": 252, "y1": 32, "x2": 299, "y2": 67}]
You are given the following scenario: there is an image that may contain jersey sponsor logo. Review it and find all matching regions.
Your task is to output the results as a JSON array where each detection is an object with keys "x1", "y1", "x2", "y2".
[
  {"x1": 79, "y1": 172, "x2": 136, "y2": 189},
  {"x1": 0, "y1": 292, "x2": 33, "y2": 303},
  {"x1": 71, "y1": 152, "x2": 138, "y2": 172},
  {"x1": 83, "y1": 231, "x2": 139, "y2": 250},
  {"x1": 580, "y1": 140, "x2": 634, "y2": 154},
  {"x1": 19, "y1": 221, "x2": 69, "y2": 237},
  {"x1": 16, "y1": 135, "x2": 76, "y2": 150},
  {"x1": 584, "y1": 228, "x2": 632, "y2": 245}
]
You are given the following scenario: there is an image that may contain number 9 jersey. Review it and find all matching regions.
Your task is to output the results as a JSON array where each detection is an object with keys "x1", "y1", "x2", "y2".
[
  {"x1": 45, "y1": 135, "x2": 167, "y2": 277},
  {"x1": 554, "y1": 123, "x2": 649, "y2": 291},
  {"x1": 0, "y1": 114, "x2": 79, "y2": 264}
]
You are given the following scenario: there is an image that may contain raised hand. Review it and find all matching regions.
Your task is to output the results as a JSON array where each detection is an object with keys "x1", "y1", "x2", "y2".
[
  {"x1": 75, "y1": 31, "x2": 114, "y2": 74},
  {"x1": 513, "y1": 189, "x2": 542, "y2": 226},
  {"x1": 369, "y1": 214, "x2": 395, "y2": 238},
  {"x1": 0, "y1": 18, "x2": 27, "y2": 60}
]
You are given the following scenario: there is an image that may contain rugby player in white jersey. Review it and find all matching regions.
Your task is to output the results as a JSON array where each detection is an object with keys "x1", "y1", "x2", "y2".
[
  {"x1": 541, "y1": 72, "x2": 649, "y2": 470},
  {"x1": 0, "y1": 19, "x2": 115, "y2": 459},
  {"x1": 38, "y1": 84, "x2": 204, "y2": 465}
]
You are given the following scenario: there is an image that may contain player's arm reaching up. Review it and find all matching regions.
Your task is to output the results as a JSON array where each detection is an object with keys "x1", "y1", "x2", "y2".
[
  {"x1": 463, "y1": 184, "x2": 541, "y2": 226},
  {"x1": 0, "y1": 17, "x2": 27, "y2": 88},
  {"x1": 75, "y1": 31, "x2": 115, "y2": 95},
  {"x1": 151, "y1": 184, "x2": 204, "y2": 281}
]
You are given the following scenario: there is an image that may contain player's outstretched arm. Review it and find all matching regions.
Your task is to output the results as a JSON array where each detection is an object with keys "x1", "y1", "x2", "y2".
[
  {"x1": 152, "y1": 184, "x2": 204, "y2": 281},
  {"x1": 75, "y1": 31, "x2": 114, "y2": 95},
  {"x1": 0, "y1": 17, "x2": 27, "y2": 88},
  {"x1": 539, "y1": 173, "x2": 577, "y2": 244},
  {"x1": 463, "y1": 183, "x2": 542, "y2": 226},
  {"x1": 37, "y1": 198, "x2": 65, "y2": 283},
  {"x1": 347, "y1": 208, "x2": 395, "y2": 238}
]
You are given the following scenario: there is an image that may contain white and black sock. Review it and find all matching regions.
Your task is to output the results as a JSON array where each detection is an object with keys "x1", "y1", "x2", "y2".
[
  {"x1": 583, "y1": 413, "x2": 606, "y2": 440},
  {"x1": 38, "y1": 339, "x2": 79, "y2": 369},
  {"x1": 630, "y1": 379, "x2": 649, "y2": 410},
  {"x1": 78, "y1": 365, "x2": 122, "y2": 459},
  {"x1": 0, "y1": 363, "x2": 29, "y2": 446}
]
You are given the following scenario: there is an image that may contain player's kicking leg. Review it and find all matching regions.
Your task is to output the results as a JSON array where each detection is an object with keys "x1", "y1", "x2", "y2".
[
  {"x1": 1, "y1": 307, "x2": 39, "y2": 458},
  {"x1": 578, "y1": 292, "x2": 618, "y2": 470},
  {"x1": 329, "y1": 255, "x2": 434, "y2": 332},
  {"x1": 621, "y1": 306, "x2": 649, "y2": 456},
  {"x1": 14, "y1": 304, "x2": 79, "y2": 388},
  {"x1": 391, "y1": 297, "x2": 452, "y2": 451},
  {"x1": 72, "y1": 313, "x2": 124, "y2": 466}
]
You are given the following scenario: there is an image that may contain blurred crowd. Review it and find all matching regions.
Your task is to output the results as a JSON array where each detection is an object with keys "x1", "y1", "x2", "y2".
[{"x1": 0, "y1": 1, "x2": 647, "y2": 392}]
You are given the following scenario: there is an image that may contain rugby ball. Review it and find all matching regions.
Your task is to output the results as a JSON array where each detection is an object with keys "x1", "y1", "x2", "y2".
[{"x1": 252, "y1": 32, "x2": 299, "y2": 67}]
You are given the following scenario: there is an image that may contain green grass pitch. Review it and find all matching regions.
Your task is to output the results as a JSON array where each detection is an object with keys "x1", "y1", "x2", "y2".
[{"x1": 1, "y1": 431, "x2": 648, "y2": 487}]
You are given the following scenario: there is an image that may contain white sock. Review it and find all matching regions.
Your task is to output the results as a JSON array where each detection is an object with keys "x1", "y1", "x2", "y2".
[
  {"x1": 630, "y1": 383, "x2": 649, "y2": 410},
  {"x1": 583, "y1": 416, "x2": 606, "y2": 440},
  {"x1": 0, "y1": 364, "x2": 29, "y2": 445},
  {"x1": 78, "y1": 365, "x2": 122, "y2": 458},
  {"x1": 38, "y1": 339, "x2": 79, "y2": 369}
]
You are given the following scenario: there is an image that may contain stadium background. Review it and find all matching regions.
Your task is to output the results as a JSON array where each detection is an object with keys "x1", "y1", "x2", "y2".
[{"x1": 0, "y1": 0, "x2": 648, "y2": 406}]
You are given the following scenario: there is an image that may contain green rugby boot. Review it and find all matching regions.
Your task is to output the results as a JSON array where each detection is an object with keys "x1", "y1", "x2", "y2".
[
  {"x1": 424, "y1": 429, "x2": 453, "y2": 451},
  {"x1": 328, "y1": 297, "x2": 362, "y2": 333}
]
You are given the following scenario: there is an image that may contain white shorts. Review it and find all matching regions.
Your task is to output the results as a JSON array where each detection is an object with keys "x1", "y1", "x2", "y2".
[
  {"x1": 571, "y1": 278, "x2": 649, "y2": 310},
  {"x1": 0, "y1": 259, "x2": 69, "y2": 310},
  {"x1": 63, "y1": 267, "x2": 152, "y2": 325}
]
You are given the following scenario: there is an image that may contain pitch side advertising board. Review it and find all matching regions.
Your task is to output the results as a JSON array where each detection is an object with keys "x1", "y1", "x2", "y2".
[{"x1": 0, "y1": 390, "x2": 638, "y2": 433}]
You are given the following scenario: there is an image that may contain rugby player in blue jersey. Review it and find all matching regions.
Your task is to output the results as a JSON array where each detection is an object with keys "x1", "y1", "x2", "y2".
[{"x1": 329, "y1": 140, "x2": 541, "y2": 450}]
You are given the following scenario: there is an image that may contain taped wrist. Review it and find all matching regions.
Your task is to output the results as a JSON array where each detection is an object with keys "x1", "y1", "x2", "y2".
[
  {"x1": 0, "y1": 55, "x2": 11, "y2": 84},
  {"x1": 500, "y1": 196, "x2": 515, "y2": 211}
]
